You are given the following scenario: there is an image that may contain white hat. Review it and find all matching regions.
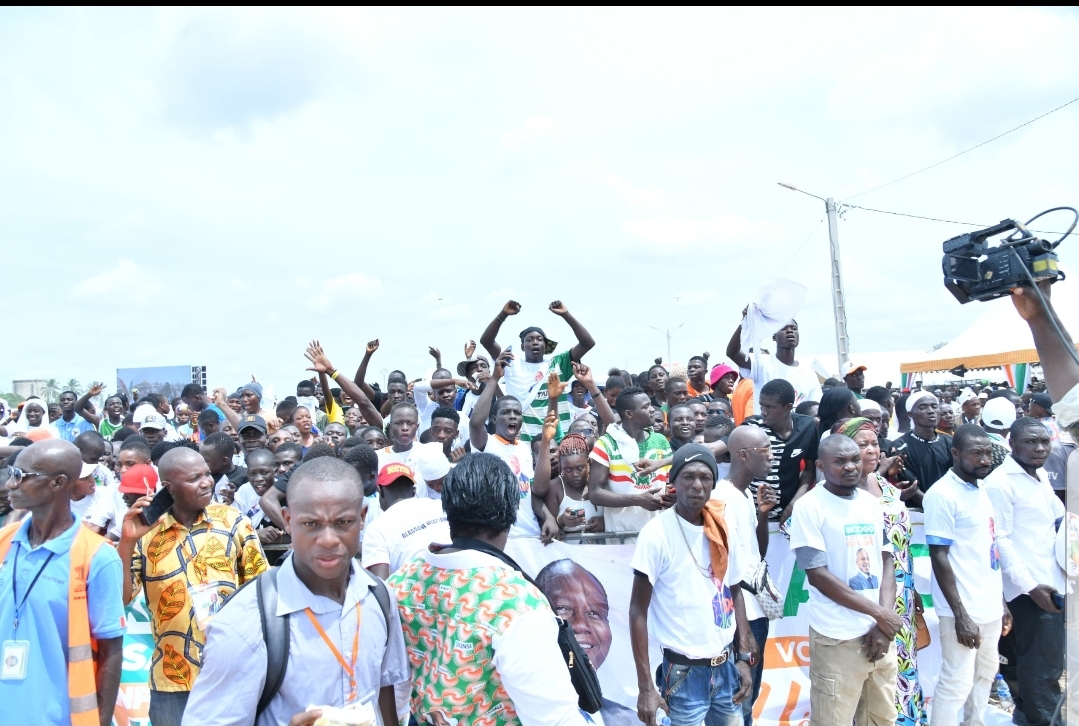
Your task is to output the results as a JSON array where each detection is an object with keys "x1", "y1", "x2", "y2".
[
  {"x1": 135, "y1": 404, "x2": 167, "y2": 431},
  {"x1": 416, "y1": 447, "x2": 451, "y2": 482},
  {"x1": 906, "y1": 390, "x2": 936, "y2": 413},
  {"x1": 982, "y1": 398, "x2": 1017, "y2": 431}
]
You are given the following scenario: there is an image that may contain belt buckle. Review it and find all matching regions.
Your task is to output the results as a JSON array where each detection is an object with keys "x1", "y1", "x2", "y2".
[{"x1": 709, "y1": 652, "x2": 726, "y2": 666}]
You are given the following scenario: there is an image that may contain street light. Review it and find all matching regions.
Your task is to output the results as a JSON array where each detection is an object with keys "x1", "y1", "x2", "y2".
[{"x1": 649, "y1": 324, "x2": 684, "y2": 368}]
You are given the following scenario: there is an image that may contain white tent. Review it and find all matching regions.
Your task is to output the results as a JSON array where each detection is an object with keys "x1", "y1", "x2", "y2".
[{"x1": 901, "y1": 275, "x2": 1079, "y2": 375}]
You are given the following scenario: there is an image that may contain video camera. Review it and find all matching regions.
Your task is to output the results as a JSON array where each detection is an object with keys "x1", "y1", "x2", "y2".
[{"x1": 942, "y1": 207, "x2": 1076, "y2": 304}]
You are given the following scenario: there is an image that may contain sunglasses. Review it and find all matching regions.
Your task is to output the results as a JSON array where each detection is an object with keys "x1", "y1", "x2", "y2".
[{"x1": 4, "y1": 466, "x2": 53, "y2": 485}]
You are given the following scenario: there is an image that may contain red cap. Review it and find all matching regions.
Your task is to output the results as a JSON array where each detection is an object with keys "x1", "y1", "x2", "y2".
[
  {"x1": 709, "y1": 364, "x2": 738, "y2": 386},
  {"x1": 120, "y1": 464, "x2": 159, "y2": 495},
  {"x1": 377, "y1": 463, "x2": 415, "y2": 488}
]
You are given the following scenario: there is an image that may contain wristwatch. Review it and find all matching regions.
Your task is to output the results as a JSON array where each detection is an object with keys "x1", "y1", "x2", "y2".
[{"x1": 735, "y1": 652, "x2": 758, "y2": 667}]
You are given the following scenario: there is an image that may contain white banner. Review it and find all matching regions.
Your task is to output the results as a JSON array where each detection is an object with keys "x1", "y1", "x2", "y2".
[{"x1": 506, "y1": 512, "x2": 942, "y2": 726}]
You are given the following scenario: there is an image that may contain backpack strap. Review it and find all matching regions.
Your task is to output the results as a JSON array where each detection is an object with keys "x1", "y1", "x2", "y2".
[
  {"x1": 366, "y1": 575, "x2": 393, "y2": 647},
  {"x1": 256, "y1": 568, "x2": 289, "y2": 718}
]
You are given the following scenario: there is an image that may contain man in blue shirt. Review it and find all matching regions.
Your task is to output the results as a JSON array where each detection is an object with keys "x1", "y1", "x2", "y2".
[
  {"x1": 0, "y1": 439, "x2": 127, "y2": 726},
  {"x1": 53, "y1": 390, "x2": 96, "y2": 443}
]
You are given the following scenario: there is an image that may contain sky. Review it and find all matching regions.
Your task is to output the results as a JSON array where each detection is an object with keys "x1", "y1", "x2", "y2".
[{"x1": 2, "y1": 7, "x2": 1078, "y2": 399}]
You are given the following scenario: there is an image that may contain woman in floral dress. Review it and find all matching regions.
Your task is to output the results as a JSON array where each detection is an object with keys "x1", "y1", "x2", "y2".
[{"x1": 833, "y1": 417, "x2": 927, "y2": 726}]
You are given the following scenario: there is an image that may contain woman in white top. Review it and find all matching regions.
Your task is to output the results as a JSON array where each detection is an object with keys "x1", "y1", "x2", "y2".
[{"x1": 535, "y1": 412, "x2": 604, "y2": 536}]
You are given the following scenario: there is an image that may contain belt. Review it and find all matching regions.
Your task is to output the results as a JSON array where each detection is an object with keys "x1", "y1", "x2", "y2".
[{"x1": 663, "y1": 648, "x2": 730, "y2": 667}]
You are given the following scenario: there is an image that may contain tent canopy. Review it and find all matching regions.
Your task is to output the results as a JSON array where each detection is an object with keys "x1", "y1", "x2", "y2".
[{"x1": 901, "y1": 275, "x2": 1079, "y2": 374}]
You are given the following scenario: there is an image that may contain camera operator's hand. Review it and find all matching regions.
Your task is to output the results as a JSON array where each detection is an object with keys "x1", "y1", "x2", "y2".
[{"x1": 1010, "y1": 280, "x2": 1053, "y2": 322}]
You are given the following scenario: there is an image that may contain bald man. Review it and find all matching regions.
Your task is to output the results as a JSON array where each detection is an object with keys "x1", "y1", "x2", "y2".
[
  {"x1": 183, "y1": 457, "x2": 409, "y2": 726},
  {"x1": 119, "y1": 447, "x2": 265, "y2": 726},
  {"x1": 0, "y1": 440, "x2": 126, "y2": 726}
]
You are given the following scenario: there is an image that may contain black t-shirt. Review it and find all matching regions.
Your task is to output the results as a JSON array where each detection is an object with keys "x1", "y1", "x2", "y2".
[
  {"x1": 893, "y1": 432, "x2": 952, "y2": 492},
  {"x1": 745, "y1": 412, "x2": 820, "y2": 512},
  {"x1": 225, "y1": 465, "x2": 248, "y2": 489}
]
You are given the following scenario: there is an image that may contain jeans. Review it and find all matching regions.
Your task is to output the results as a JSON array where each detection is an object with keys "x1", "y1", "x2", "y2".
[
  {"x1": 932, "y1": 616, "x2": 1002, "y2": 726},
  {"x1": 808, "y1": 627, "x2": 897, "y2": 726},
  {"x1": 149, "y1": 689, "x2": 190, "y2": 726},
  {"x1": 742, "y1": 618, "x2": 769, "y2": 726},
  {"x1": 657, "y1": 654, "x2": 743, "y2": 726},
  {"x1": 1009, "y1": 594, "x2": 1064, "y2": 726}
]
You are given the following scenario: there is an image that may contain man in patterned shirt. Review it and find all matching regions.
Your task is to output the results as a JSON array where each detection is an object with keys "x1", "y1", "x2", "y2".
[{"x1": 118, "y1": 447, "x2": 266, "y2": 726}]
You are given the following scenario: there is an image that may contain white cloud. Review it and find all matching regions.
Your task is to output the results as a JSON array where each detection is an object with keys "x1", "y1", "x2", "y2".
[
  {"x1": 500, "y1": 117, "x2": 558, "y2": 148},
  {"x1": 71, "y1": 259, "x2": 141, "y2": 299},
  {"x1": 603, "y1": 174, "x2": 668, "y2": 207},
  {"x1": 305, "y1": 271, "x2": 382, "y2": 312}
]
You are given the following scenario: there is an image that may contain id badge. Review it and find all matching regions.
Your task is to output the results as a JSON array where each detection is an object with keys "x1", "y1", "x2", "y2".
[
  {"x1": 187, "y1": 582, "x2": 226, "y2": 630},
  {"x1": 1, "y1": 640, "x2": 29, "y2": 680}
]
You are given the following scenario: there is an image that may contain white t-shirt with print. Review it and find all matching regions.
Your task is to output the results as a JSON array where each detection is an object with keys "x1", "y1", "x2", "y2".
[
  {"x1": 711, "y1": 480, "x2": 765, "y2": 621},
  {"x1": 789, "y1": 485, "x2": 888, "y2": 640},
  {"x1": 923, "y1": 470, "x2": 1004, "y2": 624},
  {"x1": 361, "y1": 497, "x2": 451, "y2": 574},
  {"x1": 70, "y1": 487, "x2": 116, "y2": 530},
  {"x1": 629, "y1": 508, "x2": 741, "y2": 659},
  {"x1": 480, "y1": 434, "x2": 540, "y2": 537},
  {"x1": 234, "y1": 483, "x2": 266, "y2": 527},
  {"x1": 748, "y1": 352, "x2": 823, "y2": 412}
]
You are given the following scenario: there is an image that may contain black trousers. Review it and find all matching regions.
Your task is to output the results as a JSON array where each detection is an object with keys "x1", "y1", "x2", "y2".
[{"x1": 1008, "y1": 594, "x2": 1064, "y2": 726}]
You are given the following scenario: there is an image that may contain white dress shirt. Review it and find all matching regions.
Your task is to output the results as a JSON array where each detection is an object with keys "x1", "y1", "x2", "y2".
[{"x1": 985, "y1": 454, "x2": 1066, "y2": 602}]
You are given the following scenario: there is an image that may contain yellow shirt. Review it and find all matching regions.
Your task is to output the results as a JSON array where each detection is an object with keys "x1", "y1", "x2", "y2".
[{"x1": 128, "y1": 504, "x2": 267, "y2": 692}]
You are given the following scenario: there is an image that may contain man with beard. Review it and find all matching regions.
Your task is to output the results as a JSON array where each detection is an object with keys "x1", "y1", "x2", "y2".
[
  {"x1": 924, "y1": 425, "x2": 1005, "y2": 726},
  {"x1": 893, "y1": 391, "x2": 952, "y2": 505},
  {"x1": 536, "y1": 559, "x2": 639, "y2": 726}
]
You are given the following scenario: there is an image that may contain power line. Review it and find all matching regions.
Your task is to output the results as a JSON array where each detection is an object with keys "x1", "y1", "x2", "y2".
[
  {"x1": 840, "y1": 203, "x2": 1074, "y2": 237},
  {"x1": 842, "y1": 94, "x2": 1079, "y2": 201},
  {"x1": 779, "y1": 217, "x2": 824, "y2": 273}
]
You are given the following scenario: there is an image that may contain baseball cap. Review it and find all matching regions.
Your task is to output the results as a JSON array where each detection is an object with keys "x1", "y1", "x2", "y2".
[
  {"x1": 376, "y1": 463, "x2": 415, "y2": 488},
  {"x1": 708, "y1": 364, "x2": 738, "y2": 387},
  {"x1": 134, "y1": 404, "x2": 167, "y2": 430},
  {"x1": 843, "y1": 361, "x2": 868, "y2": 377},
  {"x1": 120, "y1": 464, "x2": 159, "y2": 495},
  {"x1": 80, "y1": 462, "x2": 97, "y2": 478},
  {"x1": 1031, "y1": 393, "x2": 1054, "y2": 415},
  {"x1": 237, "y1": 414, "x2": 267, "y2": 434},
  {"x1": 982, "y1": 397, "x2": 1018, "y2": 430}
]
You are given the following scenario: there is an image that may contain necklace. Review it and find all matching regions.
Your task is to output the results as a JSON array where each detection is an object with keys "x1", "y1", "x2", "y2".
[{"x1": 673, "y1": 512, "x2": 712, "y2": 580}]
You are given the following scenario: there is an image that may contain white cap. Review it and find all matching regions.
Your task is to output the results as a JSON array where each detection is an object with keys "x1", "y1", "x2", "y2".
[
  {"x1": 135, "y1": 404, "x2": 167, "y2": 431},
  {"x1": 416, "y1": 447, "x2": 451, "y2": 482},
  {"x1": 982, "y1": 397, "x2": 1017, "y2": 431}
]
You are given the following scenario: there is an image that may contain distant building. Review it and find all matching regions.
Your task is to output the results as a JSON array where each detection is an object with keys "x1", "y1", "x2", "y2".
[{"x1": 12, "y1": 379, "x2": 47, "y2": 399}]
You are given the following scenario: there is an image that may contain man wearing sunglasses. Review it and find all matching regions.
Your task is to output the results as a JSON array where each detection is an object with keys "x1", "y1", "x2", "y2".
[{"x1": 0, "y1": 440, "x2": 127, "y2": 726}]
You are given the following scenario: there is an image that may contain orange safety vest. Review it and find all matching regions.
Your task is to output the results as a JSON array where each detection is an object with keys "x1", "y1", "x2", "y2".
[{"x1": 0, "y1": 521, "x2": 109, "y2": 726}]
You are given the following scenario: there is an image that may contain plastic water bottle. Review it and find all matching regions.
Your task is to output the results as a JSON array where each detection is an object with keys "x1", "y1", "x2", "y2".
[
  {"x1": 995, "y1": 674, "x2": 1014, "y2": 709},
  {"x1": 655, "y1": 709, "x2": 672, "y2": 726}
]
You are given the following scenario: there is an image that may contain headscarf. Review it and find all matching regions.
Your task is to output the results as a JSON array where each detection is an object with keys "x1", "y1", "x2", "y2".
[
  {"x1": 905, "y1": 390, "x2": 936, "y2": 413},
  {"x1": 831, "y1": 416, "x2": 878, "y2": 438},
  {"x1": 11, "y1": 397, "x2": 49, "y2": 434}
]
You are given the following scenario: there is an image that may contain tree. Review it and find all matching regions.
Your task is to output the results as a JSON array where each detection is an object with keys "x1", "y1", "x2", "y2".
[
  {"x1": 41, "y1": 379, "x2": 61, "y2": 403},
  {"x1": 0, "y1": 392, "x2": 24, "y2": 408},
  {"x1": 65, "y1": 378, "x2": 83, "y2": 396}
]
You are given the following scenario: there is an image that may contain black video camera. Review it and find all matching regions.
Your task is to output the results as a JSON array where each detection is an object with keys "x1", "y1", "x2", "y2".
[{"x1": 942, "y1": 207, "x2": 1075, "y2": 304}]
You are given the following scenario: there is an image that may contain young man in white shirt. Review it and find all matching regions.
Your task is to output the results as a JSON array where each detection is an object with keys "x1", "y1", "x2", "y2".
[
  {"x1": 923, "y1": 424, "x2": 1005, "y2": 726},
  {"x1": 630, "y1": 444, "x2": 754, "y2": 726},
  {"x1": 789, "y1": 435, "x2": 900, "y2": 726},
  {"x1": 711, "y1": 425, "x2": 779, "y2": 726},
  {"x1": 985, "y1": 418, "x2": 1064, "y2": 726},
  {"x1": 361, "y1": 463, "x2": 450, "y2": 579}
]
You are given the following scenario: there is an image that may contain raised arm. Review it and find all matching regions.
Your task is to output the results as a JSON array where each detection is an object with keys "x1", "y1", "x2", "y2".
[
  {"x1": 353, "y1": 339, "x2": 381, "y2": 401},
  {"x1": 212, "y1": 388, "x2": 241, "y2": 428},
  {"x1": 305, "y1": 341, "x2": 384, "y2": 429},
  {"x1": 1011, "y1": 282, "x2": 1079, "y2": 401},
  {"x1": 572, "y1": 363, "x2": 615, "y2": 426},
  {"x1": 469, "y1": 347, "x2": 511, "y2": 451},
  {"x1": 726, "y1": 306, "x2": 751, "y2": 370},
  {"x1": 549, "y1": 301, "x2": 595, "y2": 362},
  {"x1": 74, "y1": 383, "x2": 105, "y2": 427},
  {"x1": 479, "y1": 301, "x2": 520, "y2": 360},
  {"x1": 428, "y1": 346, "x2": 442, "y2": 370}
]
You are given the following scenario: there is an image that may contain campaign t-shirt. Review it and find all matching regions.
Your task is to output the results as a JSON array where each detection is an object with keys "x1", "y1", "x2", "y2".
[
  {"x1": 789, "y1": 485, "x2": 888, "y2": 640},
  {"x1": 361, "y1": 497, "x2": 451, "y2": 573},
  {"x1": 923, "y1": 470, "x2": 1003, "y2": 624},
  {"x1": 499, "y1": 349, "x2": 574, "y2": 442},
  {"x1": 479, "y1": 434, "x2": 539, "y2": 537},
  {"x1": 745, "y1": 413, "x2": 818, "y2": 512},
  {"x1": 630, "y1": 508, "x2": 740, "y2": 658},
  {"x1": 711, "y1": 480, "x2": 765, "y2": 621},
  {"x1": 590, "y1": 429, "x2": 672, "y2": 534}
]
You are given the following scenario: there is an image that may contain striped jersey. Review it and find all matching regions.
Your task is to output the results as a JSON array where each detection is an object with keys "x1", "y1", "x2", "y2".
[
  {"x1": 589, "y1": 430, "x2": 672, "y2": 533},
  {"x1": 499, "y1": 350, "x2": 574, "y2": 443}
]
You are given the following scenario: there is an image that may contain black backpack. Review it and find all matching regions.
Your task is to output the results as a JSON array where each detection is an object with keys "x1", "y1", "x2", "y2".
[{"x1": 233, "y1": 564, "x2": 395, "y2": 718}]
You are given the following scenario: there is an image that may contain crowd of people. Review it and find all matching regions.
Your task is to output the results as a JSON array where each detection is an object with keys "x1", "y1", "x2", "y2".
[{"x1": 0, "y1": 291, "x2": 1075, "y2": 726}]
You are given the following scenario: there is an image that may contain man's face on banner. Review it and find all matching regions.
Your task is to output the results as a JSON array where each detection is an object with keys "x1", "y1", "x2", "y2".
[{"x1": 539, "y1": 561, "x2": 612, "y2": 669}]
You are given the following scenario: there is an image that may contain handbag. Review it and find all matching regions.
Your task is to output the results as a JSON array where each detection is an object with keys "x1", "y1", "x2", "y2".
[
  {"x1": 741, "y1": 559, "x2": 784, "y2": 621},
  {"x1": 914, "y1": 609, "x2": 931, "y2": 651},
  {"x1": 451, "y1": 537, "x2": 604, "y2": 713}
]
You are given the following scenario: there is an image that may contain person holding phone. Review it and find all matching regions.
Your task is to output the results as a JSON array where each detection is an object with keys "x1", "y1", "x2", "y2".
[
  {"x1": 985, "y1": 417, "x2": 1065, "y2": 726},
  {"x1": 118, "y1": 447, "x2": 266, "y2": 726}
]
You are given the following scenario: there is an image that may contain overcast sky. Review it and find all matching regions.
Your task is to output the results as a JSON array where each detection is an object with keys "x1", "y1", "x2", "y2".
[{"x1": 3, "y1": 7, "x2": 1078, "y2": 398}]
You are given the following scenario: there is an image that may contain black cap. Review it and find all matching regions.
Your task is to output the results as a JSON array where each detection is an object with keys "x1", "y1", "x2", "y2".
[
  {"x1": 1031, "y1": 393, "x2": 1054, "y2": 415},
  {"x1": 237, "y1": 414, "x2": 267, "y2": 434},
  {"x1": 668, "y1": 443, "x2": 718, "y2": 484}
]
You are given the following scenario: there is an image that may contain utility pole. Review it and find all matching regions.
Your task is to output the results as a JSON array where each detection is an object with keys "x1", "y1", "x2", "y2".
[
  {"x1": 649, "y1": 324, "x2": 683, "y2": 367},
  {"x1": 825, "y1": 198, "x2": 850, "y2": 372}
]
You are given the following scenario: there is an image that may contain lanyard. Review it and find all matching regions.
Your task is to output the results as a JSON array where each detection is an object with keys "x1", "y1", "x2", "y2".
[
  {"x1": 304, "y1": 605, "x2": 362, "y2": 703},
  {"x1": 11, "y1": 548, "x2": 56, "y2": 632}
]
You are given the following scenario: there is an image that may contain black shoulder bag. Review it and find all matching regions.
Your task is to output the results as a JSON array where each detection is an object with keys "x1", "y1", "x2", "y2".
[{"x1": 451, "y1": 537, "x2": 603, "y2": 714}]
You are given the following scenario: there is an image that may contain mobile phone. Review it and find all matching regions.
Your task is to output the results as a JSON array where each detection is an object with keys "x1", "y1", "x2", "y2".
[
  {"x1": 139, "y1": 487, "x2": 174, "y2": 527},
  {"x1": 1052, "y1": 592, "x2": 1065, "y2": 610},
  {"x1": 571, "y1": 508, "x2": 585, "y2": 517}
]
